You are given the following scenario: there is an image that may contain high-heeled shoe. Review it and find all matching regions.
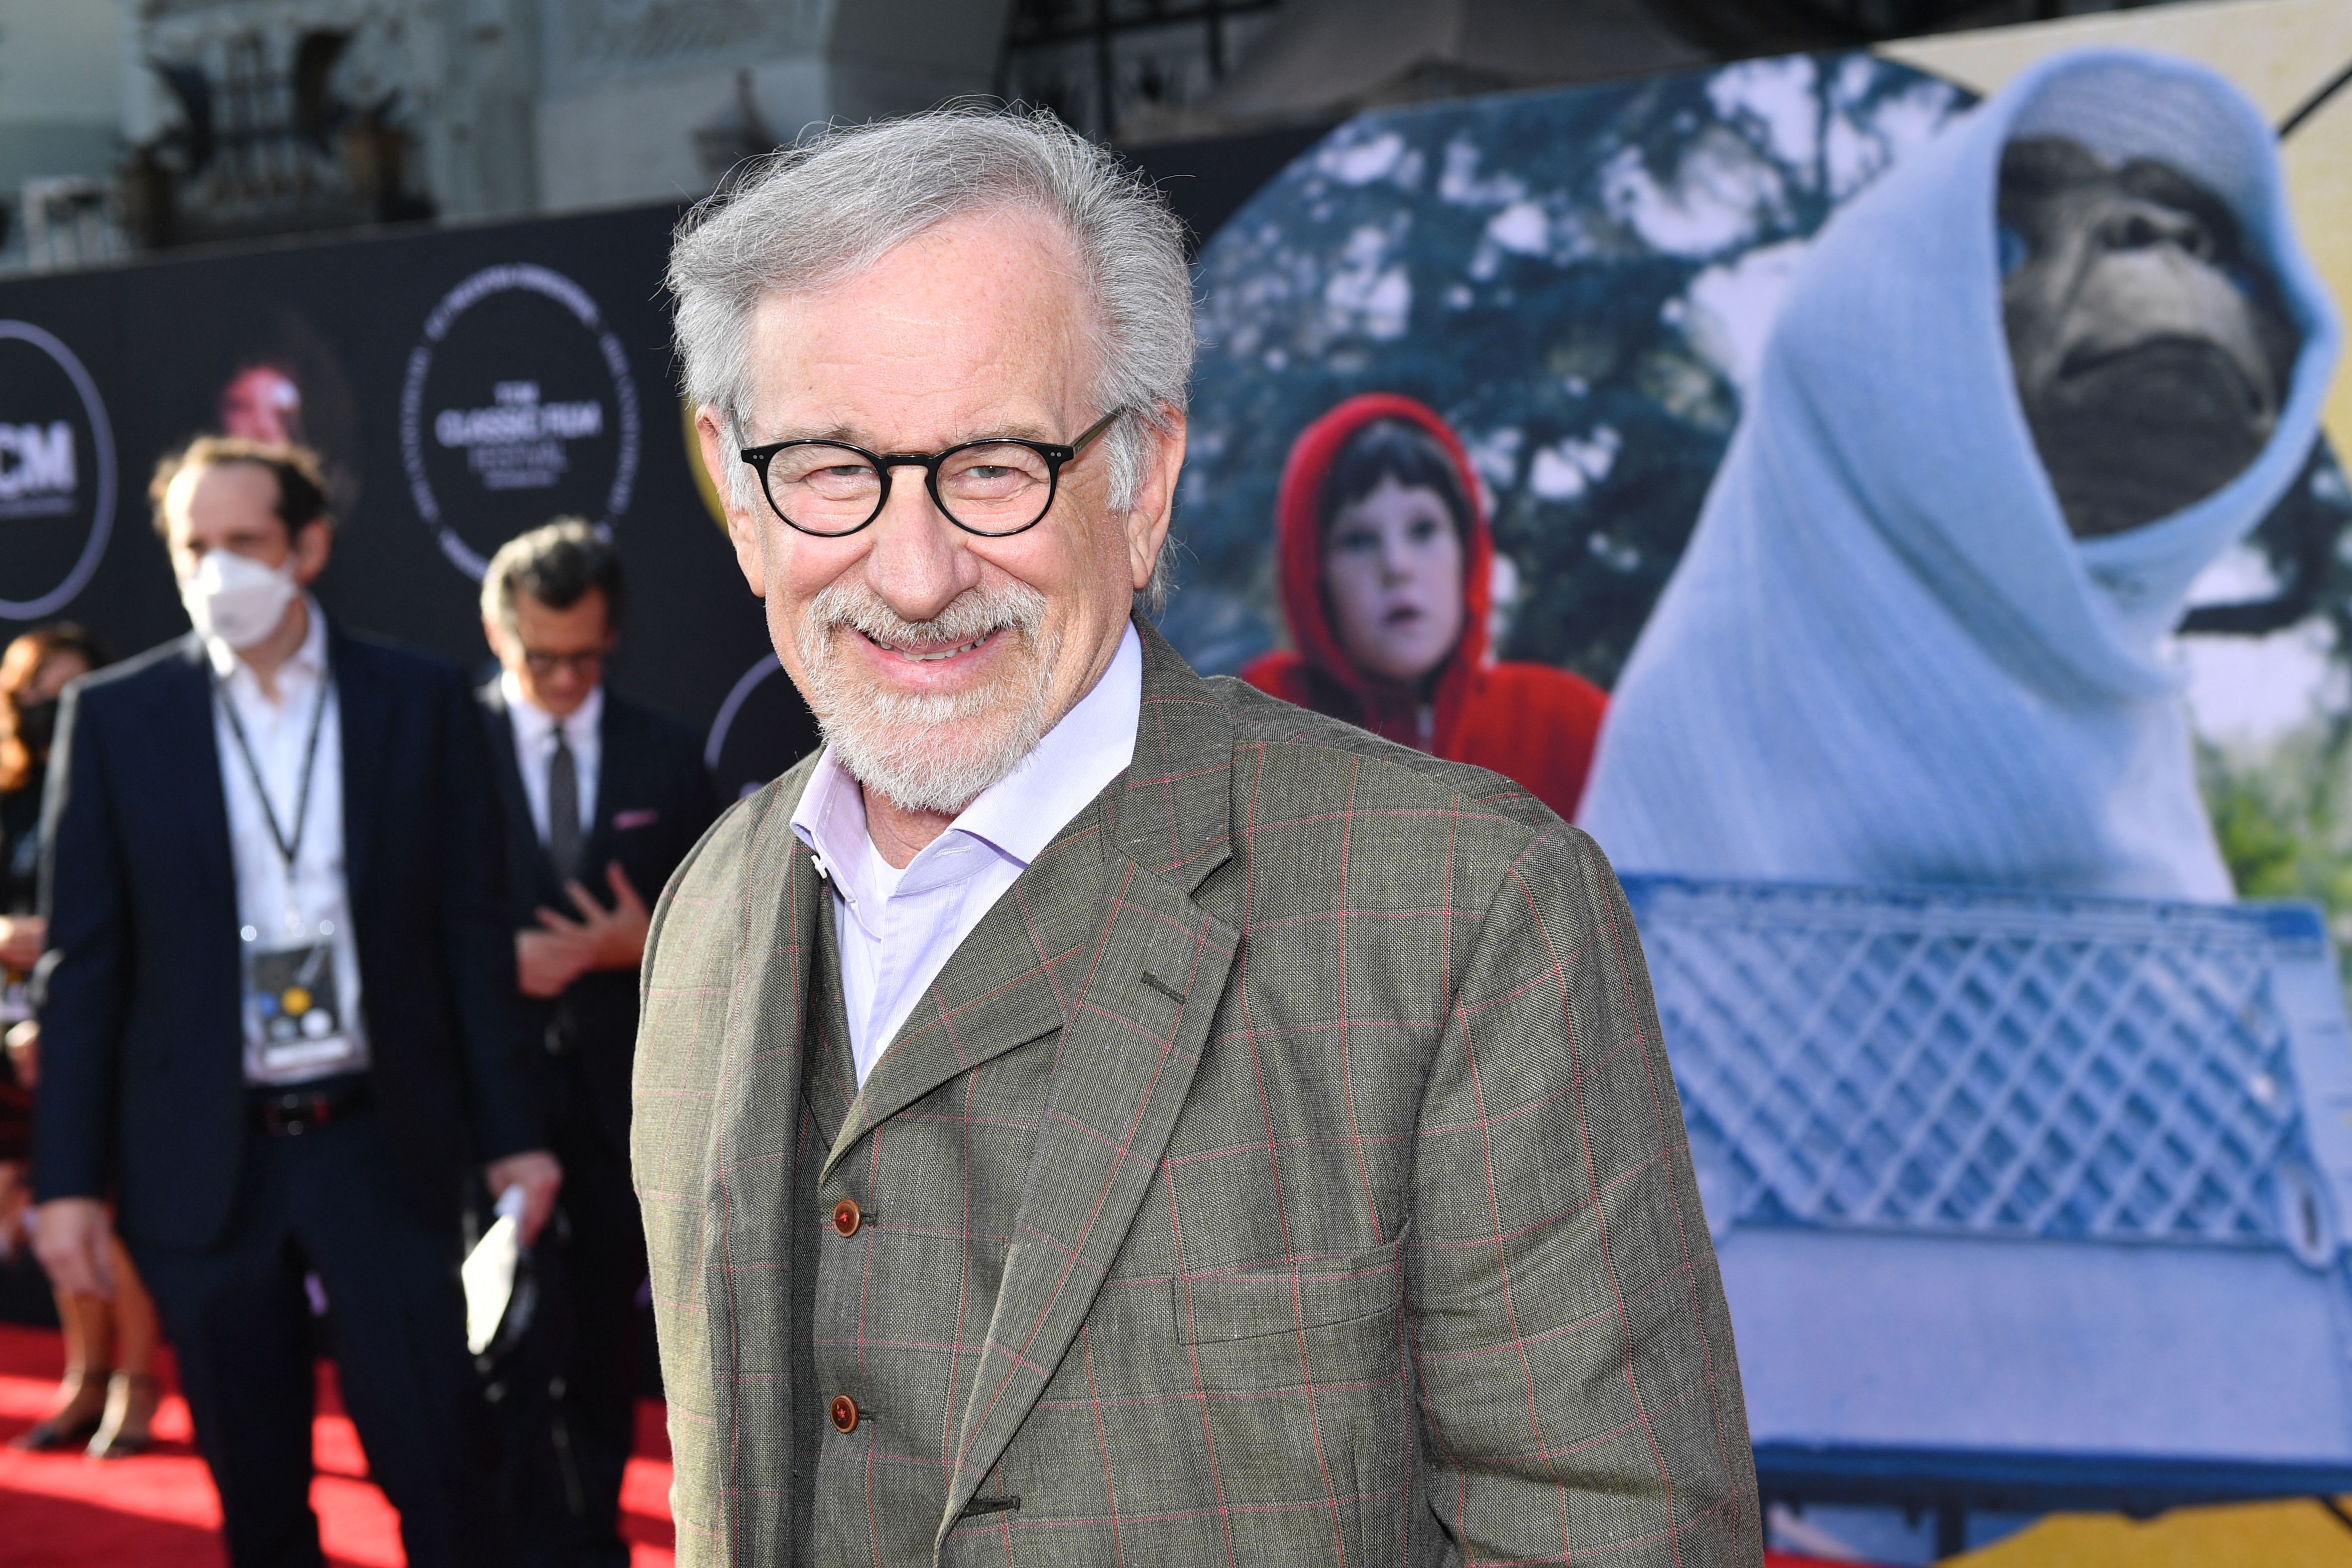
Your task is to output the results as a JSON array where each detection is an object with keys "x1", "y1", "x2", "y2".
[
  {"x1": 8, "y1": 1372, "x2": 106, "y2": 1452},
  {"x1": 86, "y1": 1370, "x2": 157, "y2": 1459}
]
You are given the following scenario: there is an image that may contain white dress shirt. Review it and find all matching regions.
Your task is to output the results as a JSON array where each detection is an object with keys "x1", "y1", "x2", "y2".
[
  {"x1": 499, "y1": 671, "x2": 602, "y2": 852},
  {"x1": 790, "y1": 624, "x2": 1142, "y2": 1085},
  {"x1": 209, "y1": 598, "x2": 370, "y2": 1085}
]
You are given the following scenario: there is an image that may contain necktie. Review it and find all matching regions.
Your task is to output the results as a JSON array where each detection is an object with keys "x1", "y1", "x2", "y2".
[{"x1": 547, "y1": 728, "x2": 581, "y2": 884}]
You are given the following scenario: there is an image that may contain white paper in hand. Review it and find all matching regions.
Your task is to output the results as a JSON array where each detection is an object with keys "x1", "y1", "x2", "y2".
[{"x1": 462, "y1": 1185, "x2": 527, "y2": 1356}]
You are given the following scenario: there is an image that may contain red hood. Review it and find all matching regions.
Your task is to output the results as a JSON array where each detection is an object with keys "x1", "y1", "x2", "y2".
[{"x1": 1271, "y1": 392, "x2": 1494, "y2": 717}]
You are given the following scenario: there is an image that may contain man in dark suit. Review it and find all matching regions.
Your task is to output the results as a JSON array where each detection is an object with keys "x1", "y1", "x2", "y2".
[
  {"x1": 475, "y1": 518, "x2": 717, "y2": 1568},
  {"x1": 32, "y1": 437, "x2": 560, "y2": 1568}
]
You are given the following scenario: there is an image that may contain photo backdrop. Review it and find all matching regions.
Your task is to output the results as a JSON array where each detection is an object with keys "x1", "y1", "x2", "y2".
[
  {"x1": 3, "y1": 1, "x2": 2351, "y2": 1562},
  {"x1": 0, "y1": 204, "x2": 826, "y2": 798},
  {"x1": 1159, "y1": 2, "x2": 2352, "y2": 1562}
]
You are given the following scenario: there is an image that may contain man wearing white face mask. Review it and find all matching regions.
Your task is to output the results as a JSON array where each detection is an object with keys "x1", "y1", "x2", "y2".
[{"x1": 31, "y1": 436, "x2": 559, "y2": 1568}]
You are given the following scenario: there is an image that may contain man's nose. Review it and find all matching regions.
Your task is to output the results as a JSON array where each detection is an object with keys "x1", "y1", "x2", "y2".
[{"x1": 862, "y1": 471, "x2": 980, "y2": 622}]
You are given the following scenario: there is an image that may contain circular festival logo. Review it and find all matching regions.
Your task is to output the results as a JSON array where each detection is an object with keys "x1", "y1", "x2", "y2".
[
  {"x1": 399, "y1": 264, "x2": 642, "y2": 578},
  {"x1": 0, "y1": 321, "x2": 116, "y2": 620}
]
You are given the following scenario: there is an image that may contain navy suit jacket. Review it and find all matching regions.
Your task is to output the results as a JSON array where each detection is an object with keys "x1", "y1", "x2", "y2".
[
  {"x1": 477, "y1": 679, "x2": 717, "y2": 1155},
  {"x1": 32, "y1": 627, "x2": 542, "y2": 1250}
]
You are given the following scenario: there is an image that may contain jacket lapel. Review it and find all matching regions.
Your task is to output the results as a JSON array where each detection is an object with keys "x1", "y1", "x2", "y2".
[
  {"x1": 476, "y1": 680, "x2": 559, "y2": 907},
  {"x1": 1108, "y1": 618, "x2": 1243, "y2": 886},
  {"x1": 163, "y1": 635, "x2": 237, "y2": 924},
  {"x1": 805, "y1": 885, "x2": 862, "y2": 1152},
  {"x1": 331, "y1": 629, "x2": 388, "y2": 909},
  {"x1": 940, "y1": 618, "x2": 1240, "y2": 1533},
  {"x1": 818, "y1": 794, "x2": 1109, "y2": 1185}
]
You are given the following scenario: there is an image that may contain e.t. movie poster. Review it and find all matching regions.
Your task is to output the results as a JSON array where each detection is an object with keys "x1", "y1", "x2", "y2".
[{"x1": 1165, "y1": 1, "x2": 2352, "y2": 1562}]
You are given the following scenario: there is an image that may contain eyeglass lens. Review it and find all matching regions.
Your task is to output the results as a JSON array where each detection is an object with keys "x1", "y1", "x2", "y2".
[{"x1": 763, "y1": 442, "x2": 1058, "y2": 536}]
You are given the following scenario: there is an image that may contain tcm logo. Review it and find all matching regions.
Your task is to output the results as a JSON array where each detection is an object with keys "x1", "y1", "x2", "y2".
[
  {"x1": 0, "y1": 319, "x2": 116, "y2": 618},
  {"x1": 0, "y1": 421, "x2": 75, "y2": 514}
]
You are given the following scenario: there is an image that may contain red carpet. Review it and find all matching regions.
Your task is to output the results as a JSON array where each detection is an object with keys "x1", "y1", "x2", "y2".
[
  {"x1": 0, "y1": 1321, "x2": 1863, "y2": 1567},
  {"x1": 0, "y1": 1322, "x2": 672, "y2": 1567}
]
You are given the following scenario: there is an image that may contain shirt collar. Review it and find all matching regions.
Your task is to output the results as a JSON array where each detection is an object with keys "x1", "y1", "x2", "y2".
[
  {"x1": 953, "y1": 622, "x2": 1141, "y2": 866},
  {"x1": 791, "y1": 621, "x2": 1144, "y2": 909},
  {"x1": 500, "y1": 669, "x2": 603, "y2": 749},
  {"x1": 207, "y1": 593, "x2": 329, "y2": 692}
]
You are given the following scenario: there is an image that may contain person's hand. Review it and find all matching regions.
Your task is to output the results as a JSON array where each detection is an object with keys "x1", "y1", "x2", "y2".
[
  {"x1": 516, "y1": 929, "x2": 593, "y2": 1000},
  {"x1": 484, "y1": 1149, "x2": 562, "y2": 1247},
  {"x1": 4, "y1": 1020, "x2": 37, "y2": 1091},
  {"x1": 0, "y1": 914, "x2": 44, "y2": 973},
  {"x1": 535, "y1": 863, "x2": 651, "y2": 975},
  {"x1": 32, "y1": 1197, "x2": 115, "y2": 1299}
]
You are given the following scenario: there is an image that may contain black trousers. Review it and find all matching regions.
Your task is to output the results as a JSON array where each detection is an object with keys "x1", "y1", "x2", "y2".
[
  {"x1": 131, "y1": 1104, "x2": 509, "y2": 1568},
  {"x1": 499, "y1": 1053, "x2": 644, "y2": 1568}
]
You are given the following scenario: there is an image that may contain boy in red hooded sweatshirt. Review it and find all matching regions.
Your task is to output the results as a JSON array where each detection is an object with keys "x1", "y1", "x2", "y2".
[{"x1": 1242, "y1": 393, "x2": 1609, "y2": 821}]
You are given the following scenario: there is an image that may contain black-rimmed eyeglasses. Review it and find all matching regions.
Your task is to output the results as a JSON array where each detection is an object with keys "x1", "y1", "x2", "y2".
[{"x1": 739, "y1": 410, "x2": 1123, "y2": 539}]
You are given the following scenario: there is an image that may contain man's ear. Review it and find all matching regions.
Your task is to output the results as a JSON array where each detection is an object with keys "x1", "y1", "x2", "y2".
[
  {"x1": 292, "y1": 519, "x2": 334, "y2": 586},
  {"x1": 697, "y1": 406, "x2": 767, "y2": 598},
  {"x1": 1124, "y1": 407, "x2": 1188, "y2": 594}
]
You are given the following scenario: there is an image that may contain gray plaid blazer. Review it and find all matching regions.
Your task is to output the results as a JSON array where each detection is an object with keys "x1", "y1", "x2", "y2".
[{"x1": 634, "y1": 618, "x2": 1759, "y2": 1566}]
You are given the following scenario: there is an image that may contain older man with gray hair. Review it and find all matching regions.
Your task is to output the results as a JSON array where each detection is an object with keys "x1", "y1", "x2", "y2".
[{"x1": 639, "y1": 106, "x2": 1758, "y2": 1567}]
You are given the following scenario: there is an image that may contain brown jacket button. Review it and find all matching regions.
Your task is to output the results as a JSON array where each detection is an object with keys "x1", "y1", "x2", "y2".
[
  {"x1": 829, "y1": 1394, "x2": 859, "y2": 1434},
  {"x1": 831, "y1": 1198, "x2": 861, "y2": 1238}
]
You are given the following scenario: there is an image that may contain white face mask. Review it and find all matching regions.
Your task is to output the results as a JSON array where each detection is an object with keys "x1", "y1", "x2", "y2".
[{"x1": 181, "y1": 550, "x2": 300, "y2": 650}]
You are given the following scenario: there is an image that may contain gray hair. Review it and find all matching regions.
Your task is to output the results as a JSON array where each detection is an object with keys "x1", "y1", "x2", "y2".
[{"x1": 666, "y1": 105, "x2": 1193, "y2": 610}]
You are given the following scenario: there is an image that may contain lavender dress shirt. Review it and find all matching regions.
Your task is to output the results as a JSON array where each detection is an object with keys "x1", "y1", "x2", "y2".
[{"x1": 788, "y1": 622, "x2": 1142, "y2": 1084}]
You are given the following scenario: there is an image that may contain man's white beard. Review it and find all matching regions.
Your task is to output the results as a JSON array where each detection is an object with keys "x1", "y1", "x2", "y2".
[{"x1": 794, "y1": 579, "x2": 1060, "y2": 816}]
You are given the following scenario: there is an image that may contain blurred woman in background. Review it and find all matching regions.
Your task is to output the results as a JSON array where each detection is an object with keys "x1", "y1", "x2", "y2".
[
  {"x1": 1242, "y1": 393, "x2": 1610, "y2": 821},
  {"x1": 0, "y1": 624, "x2": 160, "y2": 1458}
]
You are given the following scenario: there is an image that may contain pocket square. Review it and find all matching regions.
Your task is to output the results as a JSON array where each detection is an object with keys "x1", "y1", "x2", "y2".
[{"x1": 611, "y1": 808, "x2": 661, "y2": 830}]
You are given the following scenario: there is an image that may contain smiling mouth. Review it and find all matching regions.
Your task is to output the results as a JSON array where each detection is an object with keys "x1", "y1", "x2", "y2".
[{"x1": 860, "y1": 627, "x2": 1000, "y2": 662}]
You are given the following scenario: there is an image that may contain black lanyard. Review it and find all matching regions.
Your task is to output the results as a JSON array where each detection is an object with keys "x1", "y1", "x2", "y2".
[{"x1": 215, "y1": 651, "x2": 333, "y2": 891}]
